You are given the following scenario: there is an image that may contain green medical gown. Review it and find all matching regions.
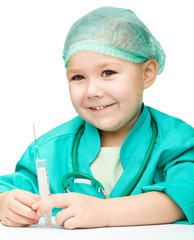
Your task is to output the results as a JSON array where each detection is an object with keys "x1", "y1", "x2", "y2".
[{"x1": 0, "y1": 104, "x2": 193, "y2": 224}]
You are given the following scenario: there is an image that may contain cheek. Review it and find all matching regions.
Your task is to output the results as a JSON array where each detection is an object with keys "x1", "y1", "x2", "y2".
[
  {"x1": 69, "y1": 85, "x2": 82, "y2": 108},
  {"x1": 113, "y1": 80, "x2": 143, "y2": 103}
]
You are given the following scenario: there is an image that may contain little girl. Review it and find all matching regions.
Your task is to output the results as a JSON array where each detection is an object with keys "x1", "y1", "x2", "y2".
[{"x1": 0, "y1": 6, "x2": 193, "y2": 229}]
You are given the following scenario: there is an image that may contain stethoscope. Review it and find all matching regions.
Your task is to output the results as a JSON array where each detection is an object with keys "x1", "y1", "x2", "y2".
[{"x1": 61, "y1": 117, "x2": 157, "y2": 199}]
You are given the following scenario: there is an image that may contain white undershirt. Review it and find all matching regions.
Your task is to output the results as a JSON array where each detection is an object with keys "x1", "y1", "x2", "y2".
[{"x1": 90, "y1": 147, "x2": 123, "y2": 197}]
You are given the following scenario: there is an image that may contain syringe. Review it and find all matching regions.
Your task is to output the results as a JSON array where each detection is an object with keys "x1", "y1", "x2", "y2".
[{"x1": 33, "y1": 123, "x2": 52, "y2": 227}]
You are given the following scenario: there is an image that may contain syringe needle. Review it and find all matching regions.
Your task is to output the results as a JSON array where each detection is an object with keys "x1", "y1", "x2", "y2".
[
  {"x1": 33, "y1": 123, "x2": 37, "y2": 146},
  {"x1": 33, "y1": 123, "x2": 40, "y2": 159}
]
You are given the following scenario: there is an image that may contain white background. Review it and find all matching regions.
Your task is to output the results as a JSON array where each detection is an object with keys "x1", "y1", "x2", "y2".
[
  {"x1": 0, "y1": 0, "x2": 193, "y2": 175},
  {"x1": 1, "y1": 217, "x2": 194, "y2": 240}
]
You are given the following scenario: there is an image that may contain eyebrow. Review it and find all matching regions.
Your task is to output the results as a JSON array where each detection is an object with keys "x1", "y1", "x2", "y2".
[
  {"x1": 67, "y1": 62, "x2": 122, "y2": 75},
  {"x1": 97, "y1": 62, "x2": 122, "y2": 68}
]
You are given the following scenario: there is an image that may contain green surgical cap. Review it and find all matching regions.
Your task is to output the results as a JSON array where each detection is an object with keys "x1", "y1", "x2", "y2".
[{"x1": 62, "y1": 6, "x2": 166, "y2": 74}]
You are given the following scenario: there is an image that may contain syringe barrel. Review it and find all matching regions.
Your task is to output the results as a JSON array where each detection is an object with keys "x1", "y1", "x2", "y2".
[
  {"x1": 36, "y1": 159, "x2": 52, "y2": 227},
  {"x1": 36, "y1": 159, "x2": 50, "y2": 198},
  {"x1": 44, "y1": 211, "x2": 52, "y2": 226}
]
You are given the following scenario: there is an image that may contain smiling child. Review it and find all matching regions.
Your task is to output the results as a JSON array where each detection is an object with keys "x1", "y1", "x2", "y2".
[{"x1": 0, "y1": 6, "x2": 193, "y2": 229}]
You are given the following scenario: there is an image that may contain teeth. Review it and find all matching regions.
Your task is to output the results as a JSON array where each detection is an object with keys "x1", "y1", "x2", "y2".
[{"x1": 91, "y1": 105, "x2": 109, "y2": 110}]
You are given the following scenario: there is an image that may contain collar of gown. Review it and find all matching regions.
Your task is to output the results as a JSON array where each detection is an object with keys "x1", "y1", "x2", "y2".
[{"x1": 81, "y1": 103, "x2": 152, "y2": 169}]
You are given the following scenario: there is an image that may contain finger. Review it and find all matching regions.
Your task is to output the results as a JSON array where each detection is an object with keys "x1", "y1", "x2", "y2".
[
  {"x1": 7, "y1": 208, "x2": 39, "y2": 226},
  {"x1": 32, "y1": 194, "x2": 69, "y2": 216},
  {"x1": 1, "y1": 217, "x2": 31, "y2": 227},
  {"x1": 9, "y1": 198, "x2": 38, "y2": 220},
  {"x1": 13, "y1": 190, "x2": 40, "y2": 207},
  {"x1": 64, "y1": 217, "x2": 78, "y2": 230},
  {"x1": 55, "y1": 207, "x2": 75, "y2": 226}
]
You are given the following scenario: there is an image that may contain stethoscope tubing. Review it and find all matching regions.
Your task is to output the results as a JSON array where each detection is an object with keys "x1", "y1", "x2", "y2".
[
  {"x1": 72, "y1": 124, "x2": 85, "y2": 171},
  {"x1": 122, "y1": 118, "x2": 157, "y2": 196},
  {"x1": 62, "y1": 116, "x2": 157, "y2": 198}
]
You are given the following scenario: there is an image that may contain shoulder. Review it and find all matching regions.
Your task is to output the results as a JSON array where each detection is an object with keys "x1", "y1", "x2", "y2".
[
  {"x1": 33, "y1": 116, "x2": 85, "y2": 147},
  {"x1": 147, "y1": 106, "x2": 194, "y2": 164},
  {"x1": 15, "y1": 116, "x2": 85, "y2": 171},
  {"x1": 147, "y1": 106, "x2": 193, "y2": 140}
]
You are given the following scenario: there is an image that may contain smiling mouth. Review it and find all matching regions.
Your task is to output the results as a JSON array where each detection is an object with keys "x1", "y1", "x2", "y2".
[{"x1": 88, "y1": 103, "x2": 114, "y2": 110}]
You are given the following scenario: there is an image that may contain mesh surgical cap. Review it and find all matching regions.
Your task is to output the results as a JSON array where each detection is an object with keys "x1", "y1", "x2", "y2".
[{"x1": 62, "y1": 6, "x2": 166, "y2": 75}]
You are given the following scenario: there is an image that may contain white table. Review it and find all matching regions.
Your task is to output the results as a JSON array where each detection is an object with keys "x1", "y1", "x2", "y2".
[{"x1": 1, "y1": 217, "x2": 194, "y2": 240}]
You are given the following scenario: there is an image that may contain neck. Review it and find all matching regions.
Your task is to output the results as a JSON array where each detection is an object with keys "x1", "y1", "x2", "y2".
[{"x1": 99, "y1": 110, "x2": 141, "y2": 147}]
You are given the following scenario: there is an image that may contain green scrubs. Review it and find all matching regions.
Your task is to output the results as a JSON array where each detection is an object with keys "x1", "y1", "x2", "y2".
[{"x1": 0, "y1": 104, "x2": 193, "y2": 223}]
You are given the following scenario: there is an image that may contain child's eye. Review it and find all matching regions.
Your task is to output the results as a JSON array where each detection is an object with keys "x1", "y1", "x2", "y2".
[
  {"x1": 102, "y1": 70, "x2": 116, "y2": 77},
  {"x1": 71, "y1": 75, "x2": 84, "y2": 81}
]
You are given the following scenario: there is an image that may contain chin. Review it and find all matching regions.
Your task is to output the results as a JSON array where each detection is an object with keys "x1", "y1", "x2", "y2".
[{"x1": 94, "y1": 121, "x2": 121, "y2": 132}]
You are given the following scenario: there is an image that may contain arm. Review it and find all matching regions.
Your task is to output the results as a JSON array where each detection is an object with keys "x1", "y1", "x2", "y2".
[
  {"x1": 32, "y1": 191, "x2": 185, "y2": 229},
  {"x1": 106, "y1": 191, "x2": 185, "y2": 227}
]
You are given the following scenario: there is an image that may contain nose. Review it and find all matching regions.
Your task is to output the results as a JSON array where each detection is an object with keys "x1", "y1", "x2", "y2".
[{"x1": 86, "y1": 79, "x2": 104, "y2": 98}]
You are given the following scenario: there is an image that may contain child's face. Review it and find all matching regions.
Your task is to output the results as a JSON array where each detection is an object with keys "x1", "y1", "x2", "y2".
[{"x1": 67, "y1": 51, "x2": 145, "y2": 132}]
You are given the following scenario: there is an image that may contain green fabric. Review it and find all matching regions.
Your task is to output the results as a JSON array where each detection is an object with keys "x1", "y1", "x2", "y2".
[
  {"x1": 62, "y1": 6, "x2": 166, "y2": 74},
  {"x1": 0, "y1": 104, "x2": 193, "y2": 224},
  {"x1": 90, "y1": 147, "x2": 123, "y2": 197}
]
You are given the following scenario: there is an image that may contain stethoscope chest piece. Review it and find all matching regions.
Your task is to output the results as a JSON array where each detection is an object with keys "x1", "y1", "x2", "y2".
[
  {"x1": 62, "y1": 171, "x2": 107, "y2": 198},
  {"x1": 61, "y1": 116, "x2": 157, "y2": 198}
]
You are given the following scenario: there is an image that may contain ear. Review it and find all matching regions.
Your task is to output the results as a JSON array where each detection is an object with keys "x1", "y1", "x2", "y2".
[{"x1": 142, "y1": 59, "x2": 158, "y2": 89}]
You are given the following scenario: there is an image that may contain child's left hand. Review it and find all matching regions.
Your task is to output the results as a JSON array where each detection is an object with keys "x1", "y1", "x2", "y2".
[{"x1": 31, "y1": 193, "x2": 109, "y2": 229}]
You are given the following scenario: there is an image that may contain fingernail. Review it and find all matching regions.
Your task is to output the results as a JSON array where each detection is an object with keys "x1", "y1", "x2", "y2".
[
  {"x1": 32, "y1": 203, "x2": 37, "y2": 209},
  {"x1": 33, "y1": 219, "x2": 39, "y2": 224}
]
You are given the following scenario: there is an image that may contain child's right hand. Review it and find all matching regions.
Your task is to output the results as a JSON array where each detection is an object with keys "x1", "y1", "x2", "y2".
[{"x1": 0, "y1": 189, "x2": 40, "y2": 227}]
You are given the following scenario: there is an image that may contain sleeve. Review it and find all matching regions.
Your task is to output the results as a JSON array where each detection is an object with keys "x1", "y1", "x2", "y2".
[
  {"x1": 0, "y1": 143, "x2": 38, "y2": 194},
  {"x1": 142, "y1": 143, "x2": 194, "y2": 225}
]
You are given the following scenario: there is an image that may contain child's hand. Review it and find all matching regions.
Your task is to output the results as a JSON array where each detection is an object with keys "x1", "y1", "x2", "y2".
[
  {"x1": 0, "y1": 189, "x2": 40, "y2": 227},
  {"x1": 32, "y1": 193, "x2": 109, "y2": 229}
]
